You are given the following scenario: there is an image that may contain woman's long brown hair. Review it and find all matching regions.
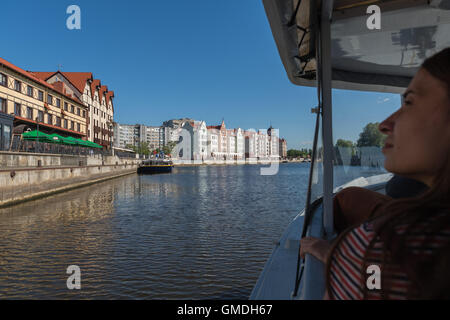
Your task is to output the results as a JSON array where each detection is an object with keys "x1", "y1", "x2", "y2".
[{"x1": 325, "y1": 48, "x2": 450, "y2": 299}]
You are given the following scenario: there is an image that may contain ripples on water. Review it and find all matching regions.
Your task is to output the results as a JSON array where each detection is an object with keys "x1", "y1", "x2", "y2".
[{"x1": 0, "y1": 163, "x2": 310, "y2": 299}]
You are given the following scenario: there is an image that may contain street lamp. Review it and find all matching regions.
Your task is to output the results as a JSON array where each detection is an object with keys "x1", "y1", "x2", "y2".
[
  {"x1": 107, "y1": 120, "x2": 113, "y2": 156},
  {"x1": 35, "y1": 116, "x2": 39, "y2": 153}
]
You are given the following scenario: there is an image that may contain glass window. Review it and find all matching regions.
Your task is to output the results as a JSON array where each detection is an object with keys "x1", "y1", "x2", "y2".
[
  {"x1": 0, "y1": 73, "x2": 7, "y2": 87},
  {"x1": 64, "y1": 102, "x2": 68, "y2": 111},
  {"x1": 64, "y1": 119, "x2": 68, "y2": 129},
  {"x1": 71, "y1": 105, "x2": 74, "y2": 113},
  {"x1": 77, "y1": 123, "x2": 80, "y2": 132},
  {"x1": 0, "y1": 97, "x2": 6, "y2": 113},
  {"x1": 14, "y1": 80, "x2": 21, "y2": 92},
  {"x1": 38, "y1": 110, "x2": 44, "y2": 122},
  {"x1": 56, "y1": 98, "x2": 61, "y2": 108},
  {"x1": 14, "y1": 103, "x2": 21, "y2": 116},
  {"x1": 332, "y1": 91, "x2": 400, "y2": 191},
  {"x1": 47, "y1": 94, "x2": 53, "y2": 105},
  {"x1": 56, "y1": 116, "x2": 61, "y2": 127},
  {"x1": 27, "y1": 107, "x2": 33, "y2": 120},
  {"x1": 47, "y1": 114, "x2": 52, "y2": 125},
  {"x1": 3, "y1": 125, "x2": 11, "y2": 150},
  {"x1": 82, "y1": 110, "x2": 86, "y2": 118},
  {"x1": 27, "y1": 86, "x2": 33, "y2": 97},
  {"x1": 77, "y1": 108, "x2": 80, "y2": 116},
  {"x1": 38, "y1": 90, "x2": 44, "y2": 101}
]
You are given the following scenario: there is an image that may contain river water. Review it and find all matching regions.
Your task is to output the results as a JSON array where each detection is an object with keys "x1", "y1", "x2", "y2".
[{"x1": 0, "y1": 163, "x2": 315, "y2": 299}]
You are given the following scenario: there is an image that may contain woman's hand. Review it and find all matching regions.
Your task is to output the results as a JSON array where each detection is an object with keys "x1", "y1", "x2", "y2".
[{"x1": 300, "y1": 237, "x2": 332, "y2": 264}]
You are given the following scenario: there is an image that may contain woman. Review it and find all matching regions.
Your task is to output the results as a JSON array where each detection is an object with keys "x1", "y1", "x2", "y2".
[{"x1": 300, "y1": 48, "x2": 450, "y2": 299}]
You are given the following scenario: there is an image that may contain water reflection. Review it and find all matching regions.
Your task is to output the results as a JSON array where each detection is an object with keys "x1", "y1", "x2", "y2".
[{"x1": 0, "y1": 164, "x2": 309, "y2": 299}]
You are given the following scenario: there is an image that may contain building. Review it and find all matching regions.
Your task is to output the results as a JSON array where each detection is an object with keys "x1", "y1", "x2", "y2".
[
  {"x1": 114, "y1": 123, "x2": 164, "y2": 151},
  {"x1": 145, "y1": 126, "x2": 164, "y2": 150},
  {"x1": 181, "y1": 120, "x2": 208, "y2": 160},
  {"x1": 29, "y1": 71, "x2": 115, "y2": 149},
  {"x1": 244, "y1": 130, "x2": 257, "y2": 159},
  {"x1": 0, "y1": 57, "x2": 88, "y2": 150},
  {"x1": 112, "y1": 117, "x2": 288, "y2": 161},
  {"x1": 279, "y1": 138, "x2": 287, "y2": 159}
]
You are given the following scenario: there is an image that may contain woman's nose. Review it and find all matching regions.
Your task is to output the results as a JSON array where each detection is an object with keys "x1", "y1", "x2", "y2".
[{"x1": 379, "y1": 111, "x2": 397, "y2": 134}]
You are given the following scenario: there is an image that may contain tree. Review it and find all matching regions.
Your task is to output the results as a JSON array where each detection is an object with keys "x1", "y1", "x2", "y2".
[
  {"x1": 162, "y1": 141, "x2": 177, "y2": 156},
  {"x1": 125, "y1": 144, "x2": 137, "y2": 153},
  {"x1": 287, "y1": 149, "x2": 302, "y2": 158},
  {"x1": 336, "y1": 139, "x2": 354, "y2": 148},
  {"x1": 356, "y1": 122, "x2": 386, "y2": 147}
]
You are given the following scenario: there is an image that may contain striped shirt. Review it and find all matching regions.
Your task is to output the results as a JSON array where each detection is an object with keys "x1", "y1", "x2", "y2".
[{"x1": 328, "y1": 213, "x2": 450, "y2": 299}]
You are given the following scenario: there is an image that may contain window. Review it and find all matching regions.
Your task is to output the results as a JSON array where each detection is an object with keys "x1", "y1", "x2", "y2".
[
  {"x1": 0, "y1": 73, "x2": 7, "y2": 87},
  {"x1": 47, "y1": 94, "x2": 53, "y2": 105},
  {"x1": 71, "y1": 105, "x2": 74, "y2": 113},
  {"x1": 77, "y1": 123, "x2": 80, "y2": 132},
  {"x1": 64, "y1": 119, "x2": 68, "y2": 129},
  {"x1": 38, "y1": 90, "x2": 44, "y2": 101},
  {"x1": 27, "y1": 86, "x2": 33, "y2": 97},
  {"x1": 2, "y1": 125, "x2": 11, "y2": 150},
  {"x1": 56, "y1": 116, "x2": 61, "y2": 127},
  {"x1": 38, "y1": 110, "x2": 44, "y2": 122},
  {"x1": 14, "y1": 103, "x2": 21, "y2": 116},
  {"x1": 56, "y1": 98, "x2": 61, "y2": 108},
  {"x1": 82, "y1": 110, "x2": 86, "y2": 118},
  {"x1": 47, "y1": 114, "x2": 52, "y2": 125},
  {"x1": 14, "y1": 80, "x2": 22, "y2": 92},
  {"x1": 64, "y1": 102, "x2": 68, "y2": 111},
  {"x1": 77, "y1": 108, "x2": 80, "y2": 116},
  {"x1": 27, "y1": 107, "x2": 33, "y2": 120},
  {"x1": 71, "y1": 121, "x2": 74, "y2": 130},
  {"x1": 0, "y1": 98, "x2": 6, "y2": 113}
]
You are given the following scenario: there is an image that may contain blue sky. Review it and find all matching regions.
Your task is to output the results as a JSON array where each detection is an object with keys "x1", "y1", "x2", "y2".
[{"x1": 0, "y1": 0, "x2": 400, "y2": 149}]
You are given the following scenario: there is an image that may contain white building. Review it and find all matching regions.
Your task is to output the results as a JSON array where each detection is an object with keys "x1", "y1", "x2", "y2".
[{"x1": 181, "y1": 120, "x2": 208, "y2": 160}]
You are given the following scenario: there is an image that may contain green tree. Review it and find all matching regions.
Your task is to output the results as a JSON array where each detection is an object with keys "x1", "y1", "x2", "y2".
[
  {"x1": 125, "y1": 144, "x2": 137, "y2": 153},
  {"x1": 287, "y1": 149, "x2": 302, "y2": 158},
  {"x1": 162, "y1": 141, "x2": 177, "y2": 156},
  {"x1": 336, "y1": 139, "x2": 354, "y2": 148},
  {"x1": 356, "y1": 122, "x2": 386, "y2": 147}
]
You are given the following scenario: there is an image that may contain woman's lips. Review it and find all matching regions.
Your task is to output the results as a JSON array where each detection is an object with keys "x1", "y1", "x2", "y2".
[{"x1": 382, "y1": 142, "x2": 394, "y2": 152}]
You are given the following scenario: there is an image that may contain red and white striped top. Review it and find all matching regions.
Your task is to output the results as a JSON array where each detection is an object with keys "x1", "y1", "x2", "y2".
[{"x1": 328, "y1": 213, "x2": 450, "y2": 300}]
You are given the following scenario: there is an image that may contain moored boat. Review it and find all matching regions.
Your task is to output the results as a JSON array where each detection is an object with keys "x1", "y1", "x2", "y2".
[{"x1": 137, "y1": 159, "x2": 174, "y2": 174}]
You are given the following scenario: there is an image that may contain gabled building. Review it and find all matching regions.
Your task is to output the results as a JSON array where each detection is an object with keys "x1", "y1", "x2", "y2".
[
  {"x1": 0, "y1": 57, "x2": 88, "y2": 150},
  {"x1": 182, "y1": 120, "x2": 208, "y2": 160},
  {"x1": 29, "y1": 71, "x2": 115, "y2": 149}
]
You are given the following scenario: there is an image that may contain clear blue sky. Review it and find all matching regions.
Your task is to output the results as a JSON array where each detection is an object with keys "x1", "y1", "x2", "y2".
[{"x1": 0, "y1": 0, "x2": 400, "y2": 149}]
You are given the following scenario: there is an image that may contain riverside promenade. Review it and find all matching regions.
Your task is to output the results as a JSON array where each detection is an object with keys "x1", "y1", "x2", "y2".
[{"x1": 0, "y1": 151, "x2": 139, "y2": 208}]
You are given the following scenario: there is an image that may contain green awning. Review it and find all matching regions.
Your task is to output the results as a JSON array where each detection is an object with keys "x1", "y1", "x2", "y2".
[
  {"x1": 22, "y1": 130, "x2": 53, "y2": 143},
  {"x1": 65, "y1": 136, "x2": 102, "y2": 148}
]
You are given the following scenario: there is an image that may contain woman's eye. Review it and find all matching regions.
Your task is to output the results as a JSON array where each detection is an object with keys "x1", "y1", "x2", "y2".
[{"x1": 404, "y1": 100, "x2": 412, "y2": 105}]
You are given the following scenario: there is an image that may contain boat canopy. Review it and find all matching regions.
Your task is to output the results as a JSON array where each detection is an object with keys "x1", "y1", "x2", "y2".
[{"x1": 263, "y1": 0, "x2": 450, "y2": 93}]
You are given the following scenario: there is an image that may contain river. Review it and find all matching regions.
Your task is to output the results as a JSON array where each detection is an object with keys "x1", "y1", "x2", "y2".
[{"x1": 0, "y1": 163, "x2": 316, "y2": 299}]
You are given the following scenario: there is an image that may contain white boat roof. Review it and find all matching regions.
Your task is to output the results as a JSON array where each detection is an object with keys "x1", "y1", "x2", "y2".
[{"x1": 263, "y1": 0, "x2": 450, "y2": 93}]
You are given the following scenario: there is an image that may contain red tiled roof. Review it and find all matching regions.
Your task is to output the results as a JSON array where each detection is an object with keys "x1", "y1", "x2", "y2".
[
  {"x1": 98, "y1": 85, "x2": 108, "y2": 105},
  {"x1": 0, "y1": 57, "x2": 83, "y2": 106},
  {"x1": 207, "y1": 125, "x2": 221, "y2": 130},
  {"x1": 106, "y1": 90, "x2": 114, "y2": 105},
  {"x1": 60, "y1": 72, "x2": 93, "y2": 93},
  {"x1": 90, "y1": 79, "x2": 101, "y2": 99},
  {"x1": 29, "y1": 71, "x2": 55, "y2": 81}
]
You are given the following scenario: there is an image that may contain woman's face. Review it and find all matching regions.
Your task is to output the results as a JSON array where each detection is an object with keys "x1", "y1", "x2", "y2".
[{"x1": 379, "y1": 68, "x2": 450, "y2": 186}]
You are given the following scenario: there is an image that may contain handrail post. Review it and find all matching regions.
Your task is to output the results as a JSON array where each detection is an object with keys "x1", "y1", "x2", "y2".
[{"x1": 320, "y1": 0, "x2": 334, "y2": 237}]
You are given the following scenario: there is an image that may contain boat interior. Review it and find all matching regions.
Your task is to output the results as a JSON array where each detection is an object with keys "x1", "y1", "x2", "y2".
[{"x1": 251, "y1": 0, "x2": 450, "y2": 300}]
